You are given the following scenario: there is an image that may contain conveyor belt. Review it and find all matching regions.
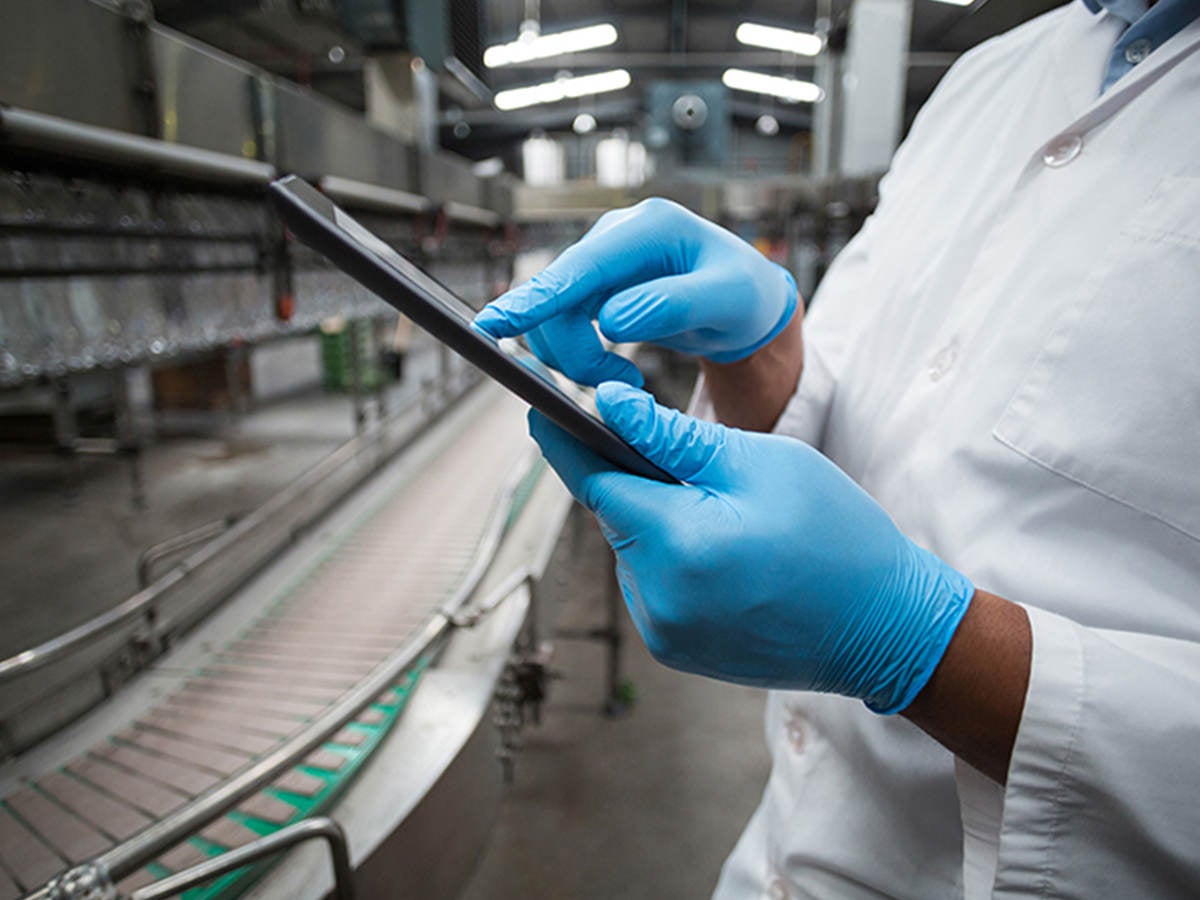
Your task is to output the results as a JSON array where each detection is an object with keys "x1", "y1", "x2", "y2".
[{"x1": 0, "y1": 387, "x2": 538, "y2": 898}]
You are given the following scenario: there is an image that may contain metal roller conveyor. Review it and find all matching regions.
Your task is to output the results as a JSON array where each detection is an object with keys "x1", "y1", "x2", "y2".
[{"x1": 0, "y1": 383, "x2": 573, "y2": 899}]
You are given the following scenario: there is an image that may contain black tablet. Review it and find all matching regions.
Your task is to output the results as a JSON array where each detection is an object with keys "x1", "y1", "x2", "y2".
[{"x1": 268, "y1": 175, "x2": 676, "y2": 484}]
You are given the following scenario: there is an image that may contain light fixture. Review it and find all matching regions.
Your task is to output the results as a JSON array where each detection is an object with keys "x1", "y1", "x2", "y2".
[
  {"x1": 484, "y1": 23, "x2": 619, "y2": 68},
  {"x1": 494, "y1": 69, "x2": 632, "y2": 111},
  {"x1": 927, "y1": 0, "x2": 974, "y2": 6},
  {"x1": 755, "y1": 114, "x2": 780, "y2": 136},
  {"x1": 572, "y1": 112, "x2": 598, "y2": 134},
  {"x1": 722, "y1": 68, "x2": 824, "y2": 103},
  {"x1": 327, "y1": 45, "x2": 346, "y2": 64},
  {"x1": 735, "y1": 22, "x2": 823, "y2": 56}
]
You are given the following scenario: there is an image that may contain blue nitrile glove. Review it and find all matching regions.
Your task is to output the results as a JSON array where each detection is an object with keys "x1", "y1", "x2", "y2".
[
  {"x1": 529, "y1": 382, "x2": 975, "y2": 714},
  {"x1": 473, "y1": 198, "x2": 797, "y2": 387}
]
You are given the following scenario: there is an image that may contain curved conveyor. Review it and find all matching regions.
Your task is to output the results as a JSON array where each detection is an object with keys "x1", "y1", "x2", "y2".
[{"x1": 0, "y1": 383, "x2": 571, "y2": 899}]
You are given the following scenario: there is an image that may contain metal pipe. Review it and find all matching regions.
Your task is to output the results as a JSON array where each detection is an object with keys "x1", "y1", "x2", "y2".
[
  {"x1": 0, "y1": 107, "x2": 275, "y2": 187},
  {"x1": 603, "y1": 548, "x2": 624, "y2": 716},
  {"x1": 0, "y1": 565, "x2": 186, "y2": 683},
  {"x1": 444, "y1": 201, "x2": 501, "y2": 228},
  {"x1": 22, "y1": 447, "x2": 539, "y2": 896},
  {"x1": 128, "y1": 817, "x2": 355, "y2": 900},
  {"x1": 371, "y1": 319, "x2": 387, "y2": 422},
  {"x1": 318, "y1": 176, "x2": 431, "y2": 216},
  {"x1": 447, "y1": 566, "x2": 533, "y2": 627},
  {"x1": 348, "y1": 320, "x2": 366, "y2": 434},
  {"x1": 442, "y1": 56, "x2": 493, "y2": 106},
  {"x1": 137, "y1": 516, "x2": 242, "y2": 589}
]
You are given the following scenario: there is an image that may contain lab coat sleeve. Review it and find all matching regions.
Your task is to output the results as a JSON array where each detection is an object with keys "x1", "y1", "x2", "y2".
[
  {"x1": 691, "y1": 19, "x2": 1016, "y2": 441},
  {"x1": 687, "y1": 199, "x2": 888, "y2": 443},
  {"x1": 693, "y1": 99, "x2": 930, "y2": 443},
  {"x1": 987, "y1": 607, "x2": 1200, "y2": 896},
  {"x1": 767, "y1": 27, "x2": 1036, "y2": 446}
]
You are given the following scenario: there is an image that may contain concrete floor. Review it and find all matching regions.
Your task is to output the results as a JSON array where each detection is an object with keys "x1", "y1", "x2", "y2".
[
  {"x1": 0, "y1": 340, "x2": 444, "y2": 658},
  {"x1": 460, "y1": 508, "x2": 771, "y2": 900},
  {"x1": 460, "y1": 352, "x2": 772, "y2": 900}
]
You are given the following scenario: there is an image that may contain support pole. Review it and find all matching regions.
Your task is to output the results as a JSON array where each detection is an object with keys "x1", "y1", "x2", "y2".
[{"x1": 348, "y1": 320, "x2": 366, "y2": 434}]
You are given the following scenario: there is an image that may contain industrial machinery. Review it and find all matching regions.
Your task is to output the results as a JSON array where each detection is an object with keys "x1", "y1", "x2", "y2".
[{"x1": 0, "y1": 2, "x2": 608, "y2": 898}]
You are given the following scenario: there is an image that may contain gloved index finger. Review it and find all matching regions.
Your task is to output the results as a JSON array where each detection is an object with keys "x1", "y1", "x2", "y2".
[{"x1": 474, "y1": 208, "x2": 684, "y2": 338}]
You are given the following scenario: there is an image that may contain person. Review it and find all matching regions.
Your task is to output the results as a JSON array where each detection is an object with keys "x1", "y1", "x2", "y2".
[{"x1": 474, "y1": 1, "x2": 1200, "y2": 896}]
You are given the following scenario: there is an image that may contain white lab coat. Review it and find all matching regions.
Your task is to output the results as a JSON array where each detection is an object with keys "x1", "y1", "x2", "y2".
[{"x1": 709, "y1": 3, "x2": 1200, "y2": 898}]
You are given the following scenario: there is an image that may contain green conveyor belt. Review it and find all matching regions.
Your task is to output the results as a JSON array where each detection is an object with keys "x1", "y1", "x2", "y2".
[
  {"x1": 130, "y1": 458, "x2": 547, "y2": 899},
  {"x1": 167, "y1": 661, "x2": 430, "y2": 900}
]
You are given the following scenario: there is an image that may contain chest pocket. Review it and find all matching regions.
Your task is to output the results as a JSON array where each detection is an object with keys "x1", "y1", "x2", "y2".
[{"x1": 993, "y1": 176, "x2": 1200, "y2": 542}]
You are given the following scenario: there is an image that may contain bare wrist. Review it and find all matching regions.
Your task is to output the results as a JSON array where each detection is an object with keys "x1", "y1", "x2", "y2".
[
  {"x1": 698, "y1": 304, "x2": 805, "y2": 433},
  {"x1": 902, "y1": 590, "x2": 1032, "y2": 784}
]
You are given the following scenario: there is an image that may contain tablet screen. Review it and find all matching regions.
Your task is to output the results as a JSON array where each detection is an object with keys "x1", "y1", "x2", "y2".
[{"x1": 332, "y1": 205, "x2": 585, "y2": 399}]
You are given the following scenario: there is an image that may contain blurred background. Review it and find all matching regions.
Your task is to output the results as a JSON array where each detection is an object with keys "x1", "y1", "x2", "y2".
[{"x1": 0, "y1": 2, "x2": 1061, "y2": 898}]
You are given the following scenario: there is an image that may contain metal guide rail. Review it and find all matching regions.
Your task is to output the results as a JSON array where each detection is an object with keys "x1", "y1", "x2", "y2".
[{"x1": 0, "y1": 388, "x2": 539, "y2": 899}]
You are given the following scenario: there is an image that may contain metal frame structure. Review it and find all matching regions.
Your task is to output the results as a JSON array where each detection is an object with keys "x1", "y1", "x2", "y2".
[
  {"x1": 0, "y1": 0, "x2": 523, "y2": 754},
  {"x1": 20, "y1": 421, "x2": 541, "y2": 899},
  {"x1": 0, "y1": 363, "x2": 481, "y2": 755},
  {"x1": 128, "y1": 817, "x2": 356, "y2": 900},
  {"x1": 0, "y1": 109, "x2": 275, "y2": 189}
]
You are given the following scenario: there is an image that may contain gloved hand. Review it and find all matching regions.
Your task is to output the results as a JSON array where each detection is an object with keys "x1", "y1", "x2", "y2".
[
  {"x1": 473, "y1": 198, "x2": 797, "y2": 387},
  {"x1": 530, "y1": 382, "x2": 975, "y2": 714}
]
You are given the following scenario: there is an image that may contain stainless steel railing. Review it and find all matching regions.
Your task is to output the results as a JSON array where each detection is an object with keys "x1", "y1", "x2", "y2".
[
  {"x1": 0, "y1": 365, "x2": 481, "y2": 755},
  {"x1": 129, "y1": 817, "x2": 356, "y2": 900},
  {"x1": 25, "y1": 438, "x2": 540, "y2": 899}
]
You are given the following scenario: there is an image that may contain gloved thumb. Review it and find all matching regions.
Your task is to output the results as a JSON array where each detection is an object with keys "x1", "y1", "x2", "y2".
[
  {"x1": 595, "y1": 381, "x2": 727, "y2": 484},
  {"x1": 528, "y1": 409, "x2": 676, "y2": 538}
]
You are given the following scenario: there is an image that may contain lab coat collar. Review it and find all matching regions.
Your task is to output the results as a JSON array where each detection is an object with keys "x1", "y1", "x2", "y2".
[
  {"x1": 1079, "y1": 0, "x2": 1151, "y2": 23},
  {"x1": 1050, "y1": 3, "x2": 1127, "y2": 121},
  {"x1": 1051, "y1": 6, "x2": 1200, "y2": 134}
]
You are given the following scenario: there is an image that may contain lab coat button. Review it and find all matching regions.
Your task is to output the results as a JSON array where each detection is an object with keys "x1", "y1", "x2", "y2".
[
  {"x1": 766, "y1": 877, "x2": 791, "y2": 900},
  {"x1": 1125, "y1": 39, "x2": 1152, "y2": 64},
  {"x1": 928, "y1": 344, "x2": 958, "y2": 381},
  {"x1": 785, "y1": 707, "x2": 807, "y2": 753},
  {"x1": 1043, "y1": 134, "x2": 1083, "y2": 167}
]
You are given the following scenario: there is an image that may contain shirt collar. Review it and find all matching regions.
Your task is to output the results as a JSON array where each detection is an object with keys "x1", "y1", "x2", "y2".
[{"x1": 1080, "y1": 0, "x2": 1153, "y2": 25}]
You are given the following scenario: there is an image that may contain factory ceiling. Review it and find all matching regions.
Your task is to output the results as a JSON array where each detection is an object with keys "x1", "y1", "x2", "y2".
[{"x1": 152, "y1": 0, "x2": 1065, "y2": 160}]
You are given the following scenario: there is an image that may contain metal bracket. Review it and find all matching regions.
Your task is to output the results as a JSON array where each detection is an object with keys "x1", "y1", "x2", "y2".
[
  {"x1": 116, "y1": 0, "x2": 160, "y2": 140},
  {"x1": 493, "y1": 641, "x2": 555, "y2": 784},
  {"x1": 447, "y1": 568, "x2": 535, "y2": 629},
  {"x1": 45, "y1": 863, "x2": 116, "y2": 900},
  {"x1": 554, "y1": 541, "x2": 632, "y2": 718}
]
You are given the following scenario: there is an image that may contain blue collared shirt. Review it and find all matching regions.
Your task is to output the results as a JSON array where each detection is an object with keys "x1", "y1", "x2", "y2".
[{"x1": 1081, "y1": 0, "x2": 1200, "y2": 92}]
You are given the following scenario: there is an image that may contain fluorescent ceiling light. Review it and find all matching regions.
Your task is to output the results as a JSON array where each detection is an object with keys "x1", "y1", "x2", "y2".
[
  {"x1": 494, "y1": 70, "x2": 632, "y2": 111},
  {"x1": 484, "y1": 23, "x2": 619, "y2": 68},
  {"x1": 735, "y1": 22, "x2": 823, "y2": 56},
  {"x1": 927, "y1": 0, "x2": 974, "y2": 5},
  {"x1": 722, "y1": 68, "x2": 824, "y2": 103}
]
